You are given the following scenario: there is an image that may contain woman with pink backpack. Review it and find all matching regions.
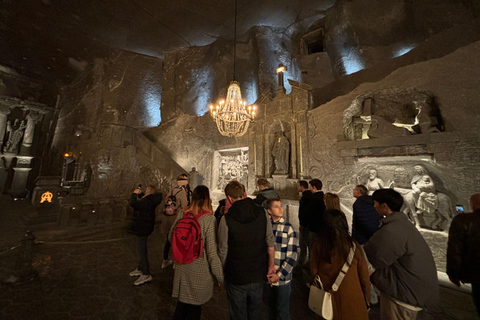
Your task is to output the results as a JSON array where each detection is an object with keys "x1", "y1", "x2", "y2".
[{"x1": 168, "y1": 185, "x2": 224, "y2": 320}]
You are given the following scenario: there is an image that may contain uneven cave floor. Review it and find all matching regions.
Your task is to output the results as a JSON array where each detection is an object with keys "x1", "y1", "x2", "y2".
[{"x1": 0, "y1": 197, "x2": 478, "y2": 320}]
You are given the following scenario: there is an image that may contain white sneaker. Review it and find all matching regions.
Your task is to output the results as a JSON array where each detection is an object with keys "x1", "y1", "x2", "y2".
[
  {"x1": 129, "y1": 268, "x2": 142, "y2": 277},
  {"x1": 134, "y1": 274, "x2": 152, "y2": 286},
  {"x1": 161, "y1": 259, "x2": 173, "y2": 269}
]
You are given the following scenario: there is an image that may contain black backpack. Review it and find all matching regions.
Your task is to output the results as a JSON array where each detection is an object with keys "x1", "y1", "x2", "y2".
[{"x1": 162, "y1": 189, "x2": 182, "y2": 216}]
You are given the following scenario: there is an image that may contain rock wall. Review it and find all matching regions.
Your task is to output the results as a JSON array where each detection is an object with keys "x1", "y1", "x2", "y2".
[
  {"x1": 50, "y1": 51, "x2": 182, "y2": 201},
  {"x1": 308, "y1": 40, "x2": 480, "y2": 213}
]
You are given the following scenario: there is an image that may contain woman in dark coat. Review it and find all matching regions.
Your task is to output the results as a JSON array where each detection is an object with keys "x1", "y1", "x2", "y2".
[
  {"x1": 311, "y1": 209, "x2": 370, "y2": 319},
  {"x1": 128, "y1": 185, "x2": 163, "y2": 286}
]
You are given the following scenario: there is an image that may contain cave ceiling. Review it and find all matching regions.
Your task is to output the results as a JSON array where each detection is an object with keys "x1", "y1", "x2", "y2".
[{"x1": 0, "y1": 0, "x2": 334, "y2": 84}]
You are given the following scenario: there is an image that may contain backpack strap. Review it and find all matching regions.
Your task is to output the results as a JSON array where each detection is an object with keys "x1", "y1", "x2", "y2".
[
  {"x1": 331, "y1": 243, "x2": 356, "y2": 292},
  {"x1": 182, "y1": 211, "x2": 210, "y2": 220}
]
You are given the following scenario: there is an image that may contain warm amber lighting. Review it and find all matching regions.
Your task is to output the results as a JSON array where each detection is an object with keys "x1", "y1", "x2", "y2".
[
  {"x1": 40, "y1": 191, "x2": 53, "y2": 203},
  {"x1": 276, "y1": 65, "x2": 286, "y2": 74},
  {"x1": 209, "y1": 81, "x2": 258, "y2": 137}
]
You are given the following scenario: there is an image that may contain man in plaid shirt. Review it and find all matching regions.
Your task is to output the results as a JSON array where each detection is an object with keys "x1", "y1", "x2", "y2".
[{"x1": 266, "y1": 198, "x2": 300, "y2": 320}]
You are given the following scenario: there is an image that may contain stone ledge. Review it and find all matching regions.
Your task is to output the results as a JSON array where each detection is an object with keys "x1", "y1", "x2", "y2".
[{"x1": 335, "y1": 131, "x2": 461, "y2": 150}]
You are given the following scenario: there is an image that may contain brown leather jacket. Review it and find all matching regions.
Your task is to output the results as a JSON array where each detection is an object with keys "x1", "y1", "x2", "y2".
[{"x1": 447, "y1": 209, "x2": 480, "y2": 283}]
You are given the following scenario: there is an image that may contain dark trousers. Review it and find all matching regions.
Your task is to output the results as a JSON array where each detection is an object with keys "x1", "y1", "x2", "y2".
[
  {"x1": 266, "y1": 282, "x2": 292, "y2": 320},
  {"x1": 473, "y1": 282, "x2": 480, "y2": 317},
  {"x1": 136, "y1": 235, "x2": 150, "y2": 275},
  {"x1": 226, "y1": 282, "x2": 263, "y2": 320},
  {"x1": 298, "y1": 227, "x2": 310, "y2": 266},
  {"x1": 163, "y1": 234, "x2": 171, "y2": 260},
  {"x1": 173, "y1": 301, "x2": 201, "y2": 320}
]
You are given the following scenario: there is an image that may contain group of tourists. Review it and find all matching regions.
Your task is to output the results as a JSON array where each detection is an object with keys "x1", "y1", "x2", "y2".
[{"x1": 126, "y1": 172, "x2": 480, "y2": 320}]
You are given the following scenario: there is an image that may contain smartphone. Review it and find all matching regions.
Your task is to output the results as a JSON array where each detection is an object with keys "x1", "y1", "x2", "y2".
[{"x1": 455, "y1": 205, "x2": 464, "y2": 214}]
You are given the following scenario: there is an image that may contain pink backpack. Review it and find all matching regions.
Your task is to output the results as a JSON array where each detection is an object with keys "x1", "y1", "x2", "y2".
[{"x1": 172, "y1": 211, "x2": 209, "y2": 264}]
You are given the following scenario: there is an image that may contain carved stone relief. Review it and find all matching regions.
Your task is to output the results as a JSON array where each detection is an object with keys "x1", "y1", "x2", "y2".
[
  {"x1": 4, "y1": 119, "x2": 26, "y2": 153},
  {"x1": 343, "y1": 87, "x2": 444, "y2": 141},
  {"x1": 214, "y1": 148, "x2": 249, "y2": 191},
  {"x1": 356, "y1": 164, "x2": 454, "y2": 231}
]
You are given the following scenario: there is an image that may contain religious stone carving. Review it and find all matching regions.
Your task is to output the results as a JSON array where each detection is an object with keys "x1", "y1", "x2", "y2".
[
  {"x1": 402, "y1": 165, "x2": 453, "y2": 231},
  {"x1": 272, "y1": 134, "x2": 290, "y2": 175},
  {"x1": 4, "y1": 119, "x2": 26, "y2": 153},
  {"x1": 344, "y1": 87, "x2": 444, "y2": 141},
  {"x1": 216, "y1": 149, "x2": 249, "y2": 191},
  {"x1": 22, "y1": 111, "x2": 43, "y2": 149},
  {"x1": 357, "y1": 168, "x2": 388, "y2": 195}
]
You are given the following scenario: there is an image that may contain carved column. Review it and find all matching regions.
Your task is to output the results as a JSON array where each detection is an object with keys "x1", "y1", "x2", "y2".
[
  {"x1": 22, "y1": 111, "x2": 43, "y2": 150},
  {"x1": 0, "y1": 105, "x2": 12, "y2": 151}
]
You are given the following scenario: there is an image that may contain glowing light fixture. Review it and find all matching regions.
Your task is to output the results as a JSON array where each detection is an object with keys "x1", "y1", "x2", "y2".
[{"x1": 209, "y1": 0, "x2": 257, "y2": 137}]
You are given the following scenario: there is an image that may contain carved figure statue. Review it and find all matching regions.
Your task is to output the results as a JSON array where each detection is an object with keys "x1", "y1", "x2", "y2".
[
  {"x1": 5, "y1": 119, "x2": 26, "y2": 153},
  {"x1": 403, "y1": 165, "x2": 453, "y2": 231},
  {"x1": 414, "y1": 101, "x2": 439, "y2": 134},
  {"x1": 364, "y1": 169, "x2": 385, "y2": 195},
  {"x1": 272, "y1": 134, "x2": 290, "y2": 174}
]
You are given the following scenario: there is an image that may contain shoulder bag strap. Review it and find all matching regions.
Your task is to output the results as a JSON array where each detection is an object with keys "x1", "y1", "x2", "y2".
[{"x1": 331, "y1": 243, "x2": 356, "y2": 292}]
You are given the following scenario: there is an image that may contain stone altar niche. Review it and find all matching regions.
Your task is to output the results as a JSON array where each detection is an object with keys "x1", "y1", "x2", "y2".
[
  {"x1": 356, "y1": 163, "x2": 454, "y2": 231},
  {"x1": 268, "y1": 120, "x2": 291, "y2": 177},
  {"x1": 343, "y1": 87, "x2": 444, "y2": 141},
  {"x1": 0, "y1": 98, "x2": 51, "y2": 196},
  {"x1": 212, "y1": 147, "x2": 249, "y2": 192}
]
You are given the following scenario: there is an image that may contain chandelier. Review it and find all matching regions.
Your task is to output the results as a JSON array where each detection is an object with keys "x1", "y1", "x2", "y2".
[{"x1": 209, "y1": 0, "x2": 257, "y2": 137}]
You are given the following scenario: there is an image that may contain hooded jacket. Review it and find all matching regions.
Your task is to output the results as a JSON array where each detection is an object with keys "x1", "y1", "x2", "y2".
[
  {"x1": 352, "y1": 195, "x2": 380, "y2": 244},
  {"x1": 364, "y1": 212, "x2": 438, "y2": 308},
  {"x1": 221, "y1": 197, "x2": 271, "y2": 285},
  {"x1": 128, "y1": 192, "x2": 163, "y2": 236}
]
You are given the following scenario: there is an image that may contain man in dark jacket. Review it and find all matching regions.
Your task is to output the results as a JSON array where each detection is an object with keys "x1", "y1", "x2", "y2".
[
  {"x1": 218, "y1": 181, "x2": 275, "y2": 320},
  {"x1": 364, "y1": 189, "x2": 438, "y2": 319},
  {"x1": 297, "y1": 180, "x2": 312, "y2": 265},
  {"x1": 254, "y1": 178, "x2": 279, "y2": 208},
  {"x1": 306, "y1": 179, "x2": 326, "y2": 235},
  {"x1": 447, "y1": 193, "x2": 480, "y2": 316},
  {"x1": 352, "y1": 185, "x2": 380, "y2": 244},
  {"x1": 128, "y1": 185, "x2": 163, "y2": 286}
]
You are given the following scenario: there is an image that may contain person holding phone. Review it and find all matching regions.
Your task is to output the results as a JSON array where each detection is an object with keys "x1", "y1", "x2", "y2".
[{"x1": 128, "y1": 185, "x2": 163, "y2": 285}]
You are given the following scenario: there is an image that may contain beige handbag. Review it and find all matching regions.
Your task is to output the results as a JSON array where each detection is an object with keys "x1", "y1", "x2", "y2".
[{"x1": 308, "y1": 243, "x2": 356, "y2": 319}]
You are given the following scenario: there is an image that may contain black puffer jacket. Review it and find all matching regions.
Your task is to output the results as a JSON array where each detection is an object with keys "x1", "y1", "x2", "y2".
[
  {"x1": 128, "y1": 192, "x2": 163, "y2": 236},
  {"x1": 447, "y1": 209, "x2": 480, "y2": 283}
]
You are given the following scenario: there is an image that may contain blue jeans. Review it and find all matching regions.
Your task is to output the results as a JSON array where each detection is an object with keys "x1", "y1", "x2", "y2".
[
  {"x1": 266, "y1": 282, "x2": 291, "y2": 320},
  {"x1": 226, "y1": 282, "x2": 264, "y2": 320},
  {"x1": 136, "y1": 235, "x2": 150, "y2": 275}
]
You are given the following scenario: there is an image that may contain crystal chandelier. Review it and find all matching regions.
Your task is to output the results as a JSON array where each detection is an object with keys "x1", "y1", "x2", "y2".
[{"x1": 209, "y1": 0, "x2": 257, "y2": 137}]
